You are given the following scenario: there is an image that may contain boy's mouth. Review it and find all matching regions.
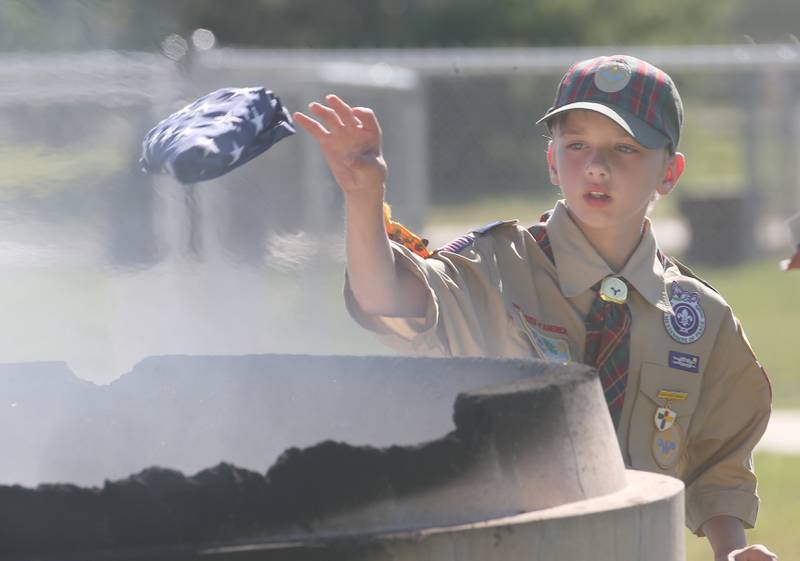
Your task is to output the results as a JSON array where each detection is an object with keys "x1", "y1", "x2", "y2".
[{"x1": 583, "y1": 189, "x2": 612, "y2": 207}]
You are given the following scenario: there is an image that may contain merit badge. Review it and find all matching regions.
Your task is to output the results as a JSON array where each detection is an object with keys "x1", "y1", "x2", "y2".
[
  {"x1": 663, "y1": 282, "x2": 706, "y2": 344},
  {"x1": 654, "y1": 389, "x2": 686, "y2": 433},
  {"x1": 652, "y1": 423, "x2": 684, "y2": 469},
  {"x1": 600, "y1": 276, "x2": 628, "y2": 304},
  {"x1": 594, "y1": 59, "x2": 632, "y2": 93},
  {"x1": 655, "y1": 407, "x2": 677, "y2": 431}
]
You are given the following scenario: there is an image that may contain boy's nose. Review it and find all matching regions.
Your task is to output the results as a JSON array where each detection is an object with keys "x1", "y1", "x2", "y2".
[{"x1": 585, "y1": 150, "x2": 610, "y2": 178}]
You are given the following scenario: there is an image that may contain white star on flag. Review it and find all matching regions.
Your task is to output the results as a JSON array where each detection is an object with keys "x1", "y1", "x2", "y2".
[
  {"x1": 229, "y1": 142, "x2": 244, "y2": 164},
  {"x1": 195, "y1": 135, "x2": 220, "y2": 156},
  {"x1": 216, "y1": 113, "x2": 243, "y2": 126}
]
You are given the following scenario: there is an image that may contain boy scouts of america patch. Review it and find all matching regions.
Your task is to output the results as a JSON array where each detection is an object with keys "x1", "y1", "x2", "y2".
[
  {"x1": 515, "y1": 308, "x2": 571, "y2": 363},
  {"x1": 663, "y1": 282, "x2": 706, "y2": 344}
]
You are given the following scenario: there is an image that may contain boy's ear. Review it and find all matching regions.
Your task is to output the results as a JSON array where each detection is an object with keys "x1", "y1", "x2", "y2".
[
  {"x1": 658, "y1": 152, "x2": 686, "y2": 196},
  {"x1": 547, "y1": 144, "x2": 559, "y2": 186}
]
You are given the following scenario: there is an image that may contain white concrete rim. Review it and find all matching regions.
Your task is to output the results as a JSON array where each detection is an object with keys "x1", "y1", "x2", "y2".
[{"x1": 205, "y1": 469, "x2": 684, "y2": 555}]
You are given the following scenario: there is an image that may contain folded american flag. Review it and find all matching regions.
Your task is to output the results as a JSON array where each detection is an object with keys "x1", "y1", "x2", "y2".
[{"x1": 140, "y1": 87, "x2": 295, "y2": 183}]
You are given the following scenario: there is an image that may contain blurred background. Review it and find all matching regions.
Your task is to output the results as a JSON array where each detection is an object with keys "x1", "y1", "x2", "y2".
[{"x1": 0, "y1": 0, "x2": 798, "y2": 557}]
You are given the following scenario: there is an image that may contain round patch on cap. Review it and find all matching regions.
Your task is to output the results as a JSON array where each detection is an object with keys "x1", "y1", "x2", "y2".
[{"x1": 594, "y1": 60, "x2": 632, "y2": 93}]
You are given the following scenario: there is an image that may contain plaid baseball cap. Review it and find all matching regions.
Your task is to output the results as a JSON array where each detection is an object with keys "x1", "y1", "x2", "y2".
[{"x1": 537, "y1": 55, "x2": 683, "y2": 150}]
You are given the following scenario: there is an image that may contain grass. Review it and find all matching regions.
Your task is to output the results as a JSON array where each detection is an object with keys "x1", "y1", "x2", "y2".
[
  {"x1": 692, "y1": 258, "x2": 800, "y2": 408},
  {"x1": 428, "y1": 190, "x2": 561, "y2": 226},
  {"x1": 0, "y1": 142, "x2": 127, "y2": 197},
  {"x1": 0, "y1": 125, "x2": 131, "y2": 202},
  {"x1": 686, "y1": 453, "x2": 800, "y2": 560},
  {"x1": 678, "y1": 104, "x2": 745, "y2": 196}
]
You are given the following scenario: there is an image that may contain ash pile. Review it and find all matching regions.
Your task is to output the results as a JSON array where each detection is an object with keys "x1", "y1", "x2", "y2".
[{"x1": 0, "y1": 354, "x2": 624, "y2": 560}]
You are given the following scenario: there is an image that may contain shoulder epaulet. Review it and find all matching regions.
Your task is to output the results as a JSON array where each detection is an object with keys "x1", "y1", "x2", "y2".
[
  {"x1": 471, "y1": 219, "x2": 517, "y2": 236},
  {"x1": 665, "y1": 255, "x2": 720, "y2": 295},
  {"x1": 437, "y1": 219, "x2": 517, "y2": 254}
]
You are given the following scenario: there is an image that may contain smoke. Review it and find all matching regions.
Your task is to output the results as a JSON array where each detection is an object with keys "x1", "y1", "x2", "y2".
[
  {"x1": 264, "y1": 230, "x2": 320, "y2": 273},
  {"x1": 1, "y1": 355, "x2": 560, "y2": 488}
]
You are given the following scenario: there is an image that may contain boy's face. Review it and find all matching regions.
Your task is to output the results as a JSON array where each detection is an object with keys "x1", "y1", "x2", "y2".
[{"x1": 547, "y1": 109, "x2": 685, "y2": 235}]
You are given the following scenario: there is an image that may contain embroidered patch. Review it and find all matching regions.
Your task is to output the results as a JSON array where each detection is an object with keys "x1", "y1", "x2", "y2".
[
  {"x1": 516, "y1": 309, "x2": 571, "y2": 362},
  {"x1": 438, "y1": 233, "x2": 476, "y2": 254},
  {"x1": 654, "y1": 406, "x2": 677, "y2": 431},
  {"x1": 668, "y1": 351, "x2": 700, "y2": 373},
  {"x1": 652, "y1": 423, "x2": 683, "y2": 469},
  {"x1": 513, "y1": 304, "x2": 568, "y2": 335},
  {"x1": 663, "y1": 282, "x2": 706, "y2": 344}
]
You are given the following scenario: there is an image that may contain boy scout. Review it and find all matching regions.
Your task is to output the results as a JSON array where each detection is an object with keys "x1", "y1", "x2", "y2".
[{"x1": 294, "y1": 55, "x2": 776, "y2": 561}]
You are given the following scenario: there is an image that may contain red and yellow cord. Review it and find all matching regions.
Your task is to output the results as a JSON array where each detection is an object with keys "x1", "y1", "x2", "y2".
[{"x1": 383, "y1": 202, "x2": 432, "y2": 259}]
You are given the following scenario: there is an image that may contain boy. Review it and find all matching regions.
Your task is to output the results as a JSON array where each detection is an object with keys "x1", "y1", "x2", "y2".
[{"x1": 294, "y1": 55, "x2": 776, "y2": 561}]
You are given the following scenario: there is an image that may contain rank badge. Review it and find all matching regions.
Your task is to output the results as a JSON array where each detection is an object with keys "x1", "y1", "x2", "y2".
[{"x1": 654, "y1": 406, "x2": 676, "y2": 431}]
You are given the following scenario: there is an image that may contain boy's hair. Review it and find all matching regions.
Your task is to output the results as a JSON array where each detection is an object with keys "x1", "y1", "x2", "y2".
[{"x1": 537, "y1": 55, "x2": 683, "y2": 153}]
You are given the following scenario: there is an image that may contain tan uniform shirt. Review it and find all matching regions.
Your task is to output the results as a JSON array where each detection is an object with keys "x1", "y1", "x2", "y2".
[{"x1": 345, "y1": 200, "x2": 772, "y2": 535}]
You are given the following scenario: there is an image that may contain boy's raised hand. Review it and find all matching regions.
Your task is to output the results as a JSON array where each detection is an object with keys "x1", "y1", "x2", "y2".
[
  {"x1": 293, "y1": 95, "x2": 387, "y2": 197},
  {"x1": 725, "y1": 544, "x2": 778, "y2": 561}
]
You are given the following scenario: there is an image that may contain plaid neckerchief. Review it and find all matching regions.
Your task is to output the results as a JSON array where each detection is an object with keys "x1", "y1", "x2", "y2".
[
  {"x1": 583, "y1": 280, "x2": 632, "y2": 428},
  {"x1": 529, "y1": 219, "x2": 632, "y2": 429}
]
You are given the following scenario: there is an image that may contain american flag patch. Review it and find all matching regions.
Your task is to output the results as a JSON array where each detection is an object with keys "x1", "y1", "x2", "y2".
[
  {"x1": 140, "y1": 87, "x2": 295, "y2": 184},
  {"x1": 438, "y1": 234, "x2": 476, "y2": 254}
]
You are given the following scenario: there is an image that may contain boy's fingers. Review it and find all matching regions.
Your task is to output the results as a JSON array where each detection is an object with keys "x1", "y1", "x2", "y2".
[
  {"x1": 352, "y1": 108, "x2": 380, "y2": 133},
  {"x1": 326, "y1": 94, "x2": 362, "y2": 127},
  {"x1": 728, "y1": 544, "x2": 778, "y2": 561},
  {"x1": 292, "y1": 112, "x2": 330, "y2": 140},
  {"x1": 309, "y1": 102, "x2": 345, "y2": 130}
]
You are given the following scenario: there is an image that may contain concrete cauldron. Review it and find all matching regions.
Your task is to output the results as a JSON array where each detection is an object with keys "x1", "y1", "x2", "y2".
[{"x1": 0, "y1": 355, "x2": 684, "y2": 561}]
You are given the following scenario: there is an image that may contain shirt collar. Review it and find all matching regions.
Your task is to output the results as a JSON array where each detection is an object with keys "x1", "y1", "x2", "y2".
[{"x1": 545, "y1": 200, "x2": 673, "y2": 313}]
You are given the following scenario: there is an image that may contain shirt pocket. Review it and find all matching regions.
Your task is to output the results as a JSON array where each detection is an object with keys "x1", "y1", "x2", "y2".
[{"x1": 627, "y1": 362, "x2": 702, "y2": 472}]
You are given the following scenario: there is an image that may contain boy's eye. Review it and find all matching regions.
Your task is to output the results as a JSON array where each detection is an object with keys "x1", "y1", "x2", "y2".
[
  {"x1": 616, "y1": 144, "x2": 639, "y2": 154},
  {"x1": 566, "y1": 142, "x2": 585, "y2": 150}
]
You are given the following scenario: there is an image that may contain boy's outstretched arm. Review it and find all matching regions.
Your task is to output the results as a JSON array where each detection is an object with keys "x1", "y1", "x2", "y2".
[
  {"x1": 702, "y1": 516, "x2": 777, "y2": 561},
  {"x1": 293, "y1": 94, "x2": 428, "y2": 318}
]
